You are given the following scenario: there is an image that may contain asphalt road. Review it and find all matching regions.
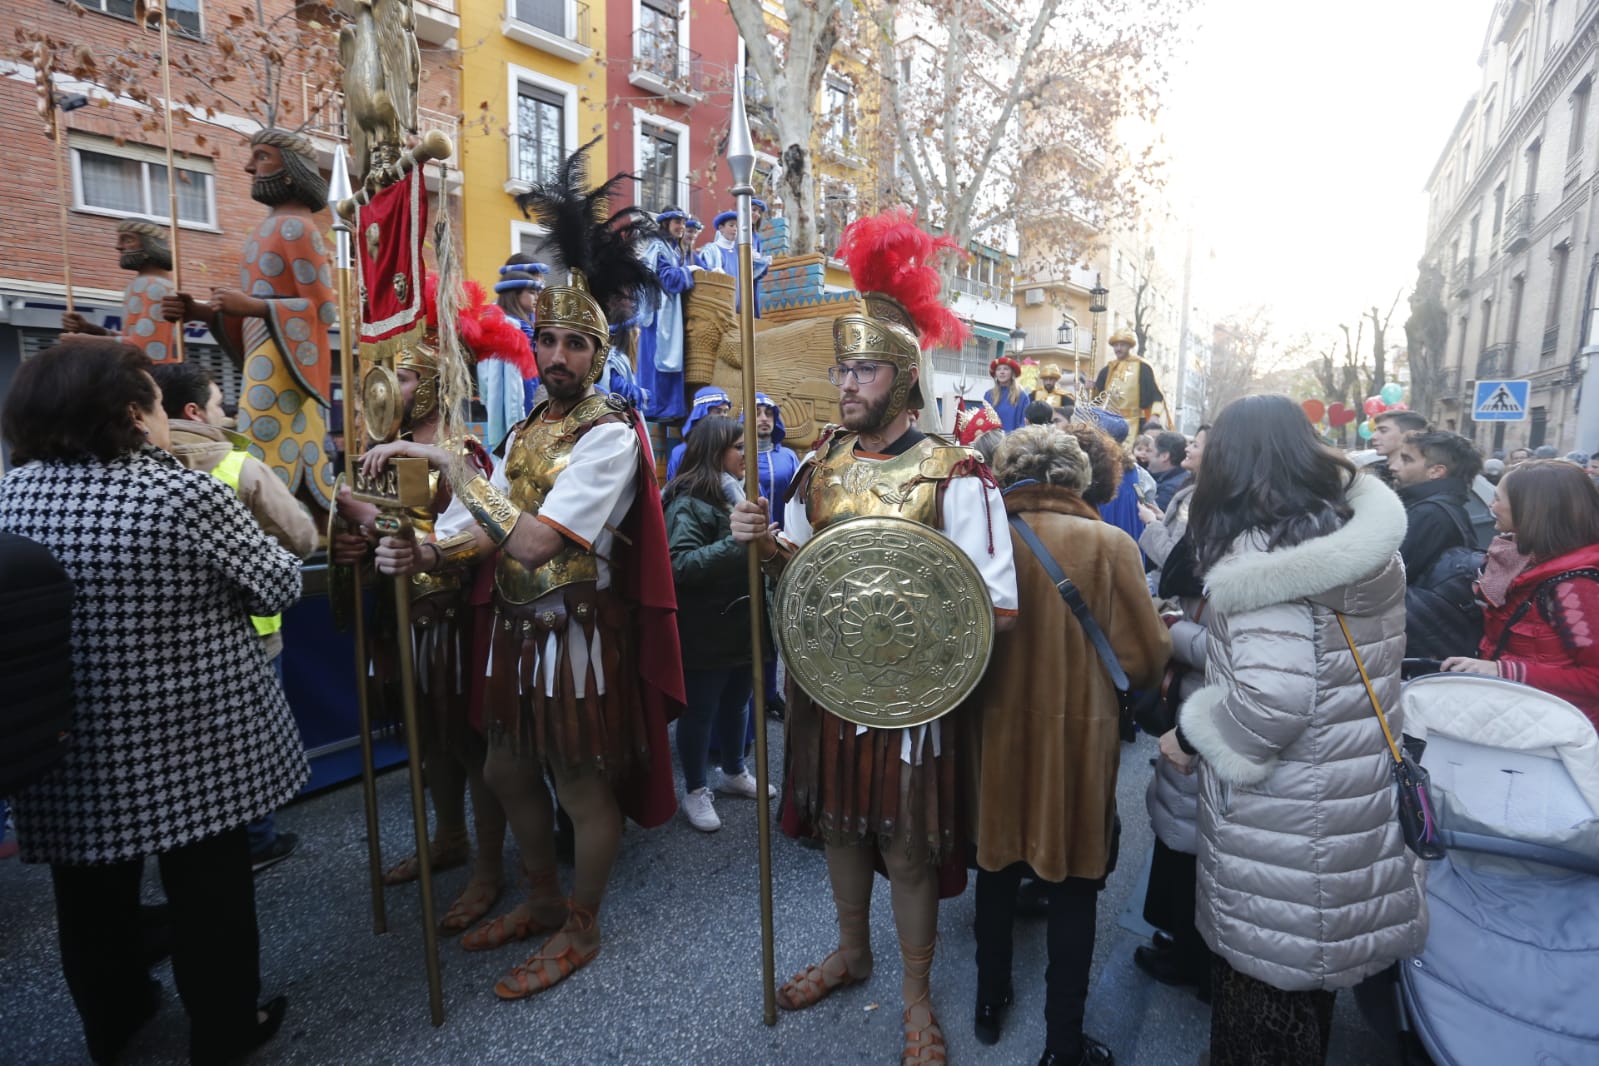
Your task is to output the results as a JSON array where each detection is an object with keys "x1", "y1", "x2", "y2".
[{"x1": 0, "y1": 726, "x2": 1398, "y2": 1066}]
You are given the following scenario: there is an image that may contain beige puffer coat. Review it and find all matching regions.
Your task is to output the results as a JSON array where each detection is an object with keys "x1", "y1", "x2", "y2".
[{"x1": 1179, "y1": 474, "x2": 1427, "y2": 992}]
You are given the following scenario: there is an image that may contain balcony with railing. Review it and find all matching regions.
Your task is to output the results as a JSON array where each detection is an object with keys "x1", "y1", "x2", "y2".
[
  {"x1": 743, "y1": 69, "x2": 774, "y2": 130},
  {"x1": 1449, "y1": 256, "x2": 1474, "y2": 295},
  {"x1": 413, "y1": 0, "x2": 458, "y2": 46},
  {"x1": 1439, "y1": 365, "x2": 1462, "y2": 397},
  {"x1": 630, "y1": 26, "x2": 707, "y2": 103},
  {"x1": 1501, "y1": 194, "x2": 1536, "y2": 253},
  {"x1": 503, "y1": 0, "x2": 592, "y2": 63},
  {"x1": 943, "y1": 272, "x2": 1010, "y2": 303},
  {"x1": 1477, "y1": 342, "x2": 1515, "y2": 379},
  {"x1": 298, "y1": 79, "x2": 461, "y2": 187}
]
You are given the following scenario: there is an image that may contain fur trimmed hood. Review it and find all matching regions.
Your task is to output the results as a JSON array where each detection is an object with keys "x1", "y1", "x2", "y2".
[{"x1": 1203, "y1": 473, "x2": 1406, "y2": 616}]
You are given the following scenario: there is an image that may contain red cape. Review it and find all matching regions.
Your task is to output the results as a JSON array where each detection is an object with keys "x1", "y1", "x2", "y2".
[{"x1": 613, "y1": 413, "x2": 686, "y2": 828}]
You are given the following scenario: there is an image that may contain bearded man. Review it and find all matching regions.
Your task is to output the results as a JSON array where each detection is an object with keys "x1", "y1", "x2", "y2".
[
  {"x1": 1094, "y1": 330, "x2": 1164, "y2": 425},
  {"x1": 1032, "y1": 362, "x2": 1069, "y2": 406},
  {"x1": 731, "y1": 210, "x2": 1017, "y2": 1066},
  {"x1": 359, "y1": 143, "x2": 681, "y2": 1000},
  {"x1": 163, "y1": 128, "x2": 338, "y2": 513},
  {"x1": 62, "y1": 220, "x2": 180, "y2": 363}
]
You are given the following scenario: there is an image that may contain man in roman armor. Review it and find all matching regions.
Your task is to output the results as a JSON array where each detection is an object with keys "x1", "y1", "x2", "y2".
[
  {"x1": 163, "y1": 127, "x2": 338, "y2": 514},
  {"x1": 360, "y1": 141, "x2": 682, "y2": 1000},
  {"x1": 62, "y1": 220, "x2": 180, "y2": 364},
  {"x1": 730, "y1": 209, "x2": 1018, "y2": 1066},
  {"x1": 331, "y1": 275, "x2": 510, "y2": 935},
  {"x1": 1094, "y1": 329, "x2": 1164, "y2": 425}
]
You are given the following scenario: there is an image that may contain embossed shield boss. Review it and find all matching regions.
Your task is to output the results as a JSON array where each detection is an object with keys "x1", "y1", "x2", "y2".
[
  {"x1": 361, "y1": 363, "x2": 403, "y2": 444},
  {"x1": 773, "y1": 515, "x2": 994, "y2": 730}
]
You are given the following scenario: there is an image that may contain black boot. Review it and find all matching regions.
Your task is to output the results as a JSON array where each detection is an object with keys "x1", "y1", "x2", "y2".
[
  {"x1": 1039, "y1": 1034, "x2": 1114, "y2": 1066},
  {"x1": 973, "y1": 985, "x2": 1012, "y2": 1046}
]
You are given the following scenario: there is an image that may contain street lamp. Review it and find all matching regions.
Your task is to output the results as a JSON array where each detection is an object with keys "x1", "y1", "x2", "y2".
[
  {"x1": 1056, "y1": 315, "x2": 1075, "y2": 348},
  {"x1": 1008, "y1": 326, "x2": 1026, "y2": 358},
  {"x1": 1089, "y1": 281, "x2": 1109, "y2": 314},
  {"x1": 1084, "y1": 278, "x2": 1109, "y2": 397}
]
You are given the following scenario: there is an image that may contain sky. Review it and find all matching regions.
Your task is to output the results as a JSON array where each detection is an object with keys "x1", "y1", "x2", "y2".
[{"x1": 1156, "y1": 0, "x2": 1491, "y2": 345}]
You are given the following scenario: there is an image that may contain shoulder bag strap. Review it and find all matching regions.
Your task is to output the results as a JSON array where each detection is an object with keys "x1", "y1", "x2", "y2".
[
  {"x1": 1008, "y1": 515, "x2": 1130, "y2": 691},
  {"x1": 1335, "y1": 611, "x2": 1403, "y2": 768},
  {"x1": 1490, "y1": 567, "x2": 1599, "y2": 659}
]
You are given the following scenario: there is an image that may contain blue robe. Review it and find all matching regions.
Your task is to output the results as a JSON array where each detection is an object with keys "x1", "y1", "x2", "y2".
[
  {"x1": 638, "y1": 238, "x2": 696, "y2": 420},
  {"x1": 986, "y1": 387, "x2": 1030, "y2": 432},
  {"x1": 755, "y1": 443, "x2": 801, "y2": 525},
  {"x1": 480, "y1": 315, "x2": 538, "y2": 449},
  {"x1": 1098, "y1": 467, "x2": 1146, "y2": 547}
]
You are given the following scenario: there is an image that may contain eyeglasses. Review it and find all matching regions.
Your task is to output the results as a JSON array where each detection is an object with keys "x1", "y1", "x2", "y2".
[{"x1": 827, "y1": 362, "x2": 888, "y2": 386}]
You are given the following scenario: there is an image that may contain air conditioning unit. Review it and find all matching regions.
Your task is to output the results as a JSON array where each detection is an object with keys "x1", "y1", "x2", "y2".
[{"x1": 1024, "y1": 288, "x2": 1045, "y2": 306}]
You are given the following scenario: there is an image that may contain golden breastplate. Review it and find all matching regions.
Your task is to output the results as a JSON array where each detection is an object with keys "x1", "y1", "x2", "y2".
[
  {"x1": 804, "y1": 432, "x2": 974, "y2": 533},
  {"x1": 494, "y1": 396, "x2": 613, "y2": 604},
  {"x1": 408, "y1": 470, "x2": 461, "y2": 601}
]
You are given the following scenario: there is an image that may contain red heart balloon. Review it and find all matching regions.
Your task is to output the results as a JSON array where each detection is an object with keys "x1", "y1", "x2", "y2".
[{"x1": 1327, "y1": 403, "x2": 1357, "y2": 427}]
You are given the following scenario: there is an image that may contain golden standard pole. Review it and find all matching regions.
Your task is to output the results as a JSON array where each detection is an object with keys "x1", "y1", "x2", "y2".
[
  {"x1": 330, "y1": 146, "x2": 387, "y2": 936},
  {"x1": 726, "y1": 74, "x2": 777, "y2": 1027},
  {"x1": 150, "y1": 0, "x2": 185, "y2": 359}
]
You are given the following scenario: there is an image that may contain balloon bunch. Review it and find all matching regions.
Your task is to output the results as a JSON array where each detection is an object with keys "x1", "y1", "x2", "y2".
[{"x1": 1355, "y1": 382, "x2": 1408, "y2": 440}]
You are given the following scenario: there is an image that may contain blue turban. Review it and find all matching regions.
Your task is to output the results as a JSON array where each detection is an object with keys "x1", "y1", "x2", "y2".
[
  {"x1": 683, "y1": 386, "x2": 732, "y2": 437},
  {"x1": 741, "y1": 391, "x2": 786, "y2": 445}
]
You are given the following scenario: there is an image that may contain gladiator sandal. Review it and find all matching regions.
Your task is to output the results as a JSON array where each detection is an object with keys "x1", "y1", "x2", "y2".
[
  {"x1": 775, "y1": 898, "x2": 873, "y2": 1011},
  {"x1": 382, "y1": 828, "x2": 470, "y2": 886},
  {"x1": 900, "y1": 942, "x2": 947, "y2": 1066},
  {"x1": 493, "y1": 900, "x2": 601, "y2": 1000},
  {"x1": 440, "y1": 874, "x2": 503, "y2": 935},
  {"x1": 461, "y1": 868, "x2": 565, "y2": 952}
]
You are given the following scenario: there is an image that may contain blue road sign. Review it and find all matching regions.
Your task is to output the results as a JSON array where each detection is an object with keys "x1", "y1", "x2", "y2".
[{"x1": 1473, "y1": 379, "x2": 1530, "y2": 421}]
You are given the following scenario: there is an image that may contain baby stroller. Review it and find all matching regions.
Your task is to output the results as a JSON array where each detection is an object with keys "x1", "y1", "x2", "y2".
[{"x1": 1364, "y1": 673, "x2": 1599, "y2": 1065}]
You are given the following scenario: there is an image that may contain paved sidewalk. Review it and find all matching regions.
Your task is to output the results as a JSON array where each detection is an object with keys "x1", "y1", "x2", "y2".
[{"x1": 0, "y1": 728, "x2": 1398, "y2": 1065}]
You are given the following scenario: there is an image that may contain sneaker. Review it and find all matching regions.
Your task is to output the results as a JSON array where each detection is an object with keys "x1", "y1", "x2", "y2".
[
  {"x1": 250, "y1": 831, "x2": 298, "y2": 874},
  {"x1": 718, "y1": 770, "x2": 776, "y2": 800},
  {"x1": 682, "y1": 788, "x2": 721, "y2": 832}
]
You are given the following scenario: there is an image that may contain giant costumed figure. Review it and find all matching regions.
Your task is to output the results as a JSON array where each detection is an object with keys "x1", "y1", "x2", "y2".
[
  {"x1": 361, "y1": 139, "x2": 685, "y2": 1002},
  {"x1": 62, "y1": 220, "x2": 180, "y2": 363},
  {"x1": 162, "y1": 128, "x2": 338, "y2": 512},
  {"x1": 730, "y1": 209, "x2": 1018, "y2": 1065},
  {"x1": 1094, "y1": 329, "x2": 1164, "y2": 425}
]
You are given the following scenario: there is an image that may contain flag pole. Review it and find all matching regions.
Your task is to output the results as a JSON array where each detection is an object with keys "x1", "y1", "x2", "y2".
[
  {"x1": 726, "y1": 74, "x2": 777, "y2": 1027},
  {"x1": 149, "y1": 0, "x2": 186, "y2": 359}
]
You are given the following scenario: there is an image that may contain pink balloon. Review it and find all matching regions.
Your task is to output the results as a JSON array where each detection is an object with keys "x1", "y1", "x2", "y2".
[
  {"x1": 1363, "y1": 396, "x2": 1386, "y2": 416},
  {"x1": 1388, "y1": 401, "x2": 1408, "y2": 411}
]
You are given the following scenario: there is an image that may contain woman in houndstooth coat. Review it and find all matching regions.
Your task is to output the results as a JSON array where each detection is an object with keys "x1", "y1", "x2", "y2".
[{"x1": 0, "y1": 339, "x2": 307, "y2": 1065}]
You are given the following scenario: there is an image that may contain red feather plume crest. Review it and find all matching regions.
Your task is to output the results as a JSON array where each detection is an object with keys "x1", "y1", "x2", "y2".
[
  {"x1": 836, "y1": 208, "x2": 970, "y2": 351},
  {"x1": 421, "y1": 273, "x2": 536, "y2": 378}
]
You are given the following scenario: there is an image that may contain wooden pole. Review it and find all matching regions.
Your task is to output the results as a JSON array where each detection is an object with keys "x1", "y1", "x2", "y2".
[{"x1": 151, "y1": 0, "x2": 185, "y2": 360}]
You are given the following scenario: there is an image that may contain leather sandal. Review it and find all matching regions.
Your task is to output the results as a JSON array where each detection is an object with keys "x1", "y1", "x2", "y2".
[
  {"x1": 901, "y1": 1002, "x2": 948, "y2": 1066},
  {"x1": 440, "y1": 876, "x2": 503, "y2": 935},
  {"x1": 461, "y1": 899, "x2": 564, "y2": 952},
  {"x1": 775, "y1": 950, "x2": 871, "y2": 1011},
  {"x1": 382, "y1": 834, "x2": 470, "y2": 886},
  {"x1": 493, "y1": 902, "x2": 600, "y2": 1000}
]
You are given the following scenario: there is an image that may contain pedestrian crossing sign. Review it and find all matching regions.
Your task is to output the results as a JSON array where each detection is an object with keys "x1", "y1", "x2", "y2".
[{"x1": 1473, "y1": 379, "x2": 1530, "y2": 422}]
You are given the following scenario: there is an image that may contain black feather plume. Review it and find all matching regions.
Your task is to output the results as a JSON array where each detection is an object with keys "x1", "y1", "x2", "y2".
[{"x1": 514, "y1": 138, "x2": 662, "y2": 322}]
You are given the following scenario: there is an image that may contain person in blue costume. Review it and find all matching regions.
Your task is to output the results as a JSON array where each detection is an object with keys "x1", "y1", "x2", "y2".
[
  {"x1": 665, "y1": 386, "x2": 733, "y2": 481},
  {"x1": 1077, "y1": 405, "x2": 1146, "y2": 546},
  {"x1": 985, "y1": 355, "x2": 1029, "y2": 431},
  {"x1": 637, "y1": 206, "x2": 701, "y2": 421},
  {"x1": 697, "y1": 210, "x2": 770, "y2": 316},
  {"x1": 751, "y1": 198, "x2": 768, "y2": 254},
  {"x1": 487, "y1": 256, "x2": 547, "y2": 449}
]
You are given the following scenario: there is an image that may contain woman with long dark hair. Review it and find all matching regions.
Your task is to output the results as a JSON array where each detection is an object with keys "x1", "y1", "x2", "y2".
[
  {"x1": 1161, "y1": 394, "x2": 1425, "y2": 1066},
  {"x1": 1443, "y1": 459, "x2": 1599, "y2": 730},
  {"x1": 662, "y1": 415, "x2": 772, "y2": 831}
]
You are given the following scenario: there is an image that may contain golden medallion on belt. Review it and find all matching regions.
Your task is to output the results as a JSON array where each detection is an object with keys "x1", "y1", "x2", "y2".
[{"x1": 773, "y1": 515, "x2": 994, "y2": 729}]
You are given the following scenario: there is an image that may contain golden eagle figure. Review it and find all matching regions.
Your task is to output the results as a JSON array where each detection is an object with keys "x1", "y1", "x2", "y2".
[{"x1": 338, "y1": 0, "x2": 420, "y2": 184}]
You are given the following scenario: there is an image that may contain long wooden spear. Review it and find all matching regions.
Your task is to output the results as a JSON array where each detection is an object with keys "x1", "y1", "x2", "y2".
[
  {"x1": 148, "y1": 0, "x2": 186, "y2": 360},
  {"x1": 726, "y1": 74, "x2": 777, "y2": 1027}
]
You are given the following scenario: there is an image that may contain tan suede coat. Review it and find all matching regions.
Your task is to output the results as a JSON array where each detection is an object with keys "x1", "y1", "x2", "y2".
[{"x1": 974, "y1": 484, "x2": 1171, "y2": 882}]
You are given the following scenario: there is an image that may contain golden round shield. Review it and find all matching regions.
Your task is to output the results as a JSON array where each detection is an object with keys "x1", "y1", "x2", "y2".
[
  {"x1": 362, "y1": 363, "x2": 403, "y2": 444},
  {"x1": 773, "y1": 515, "x2": 994, "y2": 729}
]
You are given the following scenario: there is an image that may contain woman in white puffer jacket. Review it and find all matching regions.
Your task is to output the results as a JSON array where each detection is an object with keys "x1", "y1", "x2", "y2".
[{"x1": 1159, "y1": 395, "x2": 1426, "y2": 1066}]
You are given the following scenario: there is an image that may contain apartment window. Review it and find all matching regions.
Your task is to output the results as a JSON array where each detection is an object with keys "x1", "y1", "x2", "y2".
[
  {"x1": 1491, "y1": 182, "x2": 1506, "y2": 244},
  {"x1": 72, "y1": 139, "x2": 215, "y2": 227},
  {"x1": 1482, "y1": 99, "x2": 1495, "y2": 144},
  {"x1": 1525, "y1": 139, "x2": 1541, "y2": 195},
  {"x1": 824, "y1": 77, "x2": 854, "y2": 153},
  {"x1": 637, "y1": 123, "x2": 679, "y2": 214},
  {"x1": 1507, "y1": 274, "x2": 1525, "y2": 354},
  {"x1": 820, "y1": 180, "x2": 852, "y2": 257},
  {"x1": 78, "y1": 0, "x2": 201, "y2": 35},
  {"x1": 512, "y1": 0, "x2": 566, "y2": 35},
  {"x1": 638, "y1": 0, "x2": 680, "y2": 81},
  {"x1": 1509, "y1": 52, "x2": 1525, "y2": 109},
  {"x1": 1468, "y1": 213, "x2": 1480, "y2": 262},
  {"x1": 515, "y1": 82, "x2": 565, "y2": 186},
  {"x1": 1570, "y1": 77, "x2": 1591, "y2": 160},
  {"x1": 1546, "y1": 242, "x2": 1571, "y2": 332},
  {"x1": 1462, "y1": 138, "x2": 1472, "y2": 175},
  {"x1": 1543, "y1": 0, "x2": 1559, "y2": 56}
]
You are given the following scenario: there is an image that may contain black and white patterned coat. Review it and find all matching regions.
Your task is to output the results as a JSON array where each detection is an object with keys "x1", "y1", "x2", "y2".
[{"x1": 0, "y1": 446, "x2": 310, "y2": 865}]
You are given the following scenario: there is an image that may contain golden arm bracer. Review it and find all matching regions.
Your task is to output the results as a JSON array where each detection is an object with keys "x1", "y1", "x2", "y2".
[{"x1": 459, "y1": 476, "x2": 521, "y2": 545}]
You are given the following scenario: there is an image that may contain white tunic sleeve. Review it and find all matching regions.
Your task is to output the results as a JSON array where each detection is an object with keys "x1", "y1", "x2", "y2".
[
  {"x1": 537, "y1": 421, "x2": 640, "y2": 561},
  {"x1": 941, "y1": 474, "x2": 1019, "y2": 615},
  {"x1": 778, "y1": 450, "x2": 819, "y2": 549}
]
